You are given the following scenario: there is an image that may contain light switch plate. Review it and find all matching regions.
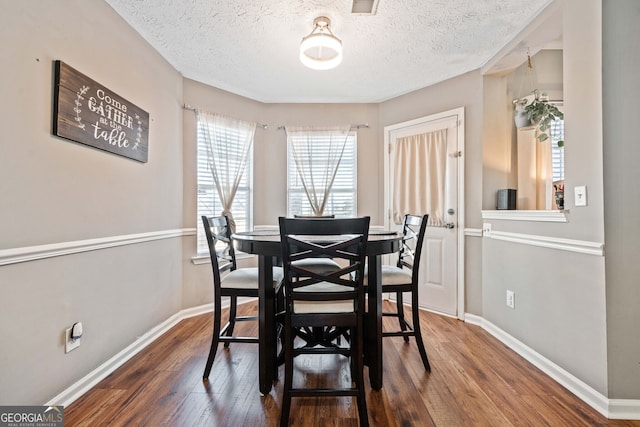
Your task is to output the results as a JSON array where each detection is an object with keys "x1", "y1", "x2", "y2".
[{"x1": 575, "y1": 186, "x2": 587, "y2": 207}]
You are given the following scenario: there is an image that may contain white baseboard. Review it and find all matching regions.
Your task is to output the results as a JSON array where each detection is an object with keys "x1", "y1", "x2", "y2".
[
  {"x1": 464, "y1": 313, "x2": 640, "y2": 420},
  {"x1": 608, "y1": 399, "x2": 640, "y2": 420},
  {"x1": 45, "y1": 303, "x2": 214, "y2": 407}
]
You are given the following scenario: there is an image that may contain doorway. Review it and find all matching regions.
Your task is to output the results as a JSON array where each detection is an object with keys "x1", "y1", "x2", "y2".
[{"x1": 383, "y1": 107, "x2": 465, "y2": 318}]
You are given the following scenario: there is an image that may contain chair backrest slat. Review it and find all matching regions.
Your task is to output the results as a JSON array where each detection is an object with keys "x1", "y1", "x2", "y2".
[
  {"x1": 397, "y1": 214, "x2": 429, "y2": 283},
  {"x1": 201, "y1": 215, "x2": 238, "y2": 292},
  {"x1": 279, "y1": 216, "x2": 370, "y2": 311}
]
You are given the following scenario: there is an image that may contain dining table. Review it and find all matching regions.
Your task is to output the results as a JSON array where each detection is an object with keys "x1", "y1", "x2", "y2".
[{"x1": 232, "y1": 228, "x2": 401, "y2": 395}]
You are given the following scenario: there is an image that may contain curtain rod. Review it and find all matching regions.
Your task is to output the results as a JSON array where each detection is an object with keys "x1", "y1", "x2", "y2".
[
  {"x1": 182, "y1": 104, "x2": 268, "y2": 129},
  {"x1": 276, "y1": 124, "x2": 370, "y2": 131}
]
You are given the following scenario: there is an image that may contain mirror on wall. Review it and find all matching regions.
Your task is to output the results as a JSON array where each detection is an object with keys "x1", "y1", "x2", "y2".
[
  {"x1": 508, "y1": 49, "x2": 564, "y2": 211},
  {"x1": 480, "y1": 2, "x2": 563, "y2": 213}
]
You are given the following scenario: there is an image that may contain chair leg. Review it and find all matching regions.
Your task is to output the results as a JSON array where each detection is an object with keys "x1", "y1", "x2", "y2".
[
  {"x1": 411, "y1": 293, "x2": 431, "y2": 372},
  {"x1": 203, "y1": 296, "x2": 223, "y2": 379},
  {"x1": 279, "y1": 318, "x2": 294, "y2": 427},
  {"x1": 224, "y1": 295, "x2": 237, "y2": 348},
  {"x1": 395, "y1": 292, "x2": 410, "y2": 342},
  {"x1": 352, "y1": 327, "x2": 369, "y2": 427}
]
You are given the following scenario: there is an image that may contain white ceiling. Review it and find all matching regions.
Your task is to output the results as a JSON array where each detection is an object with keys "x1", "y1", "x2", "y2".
[{"x1": 105, "y1": 0, "x2": 553, "y2": 103}]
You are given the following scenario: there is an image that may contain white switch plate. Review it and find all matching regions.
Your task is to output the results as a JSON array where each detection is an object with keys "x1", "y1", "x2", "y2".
[
  {"x1": 575, "y1": 186, "x2": 587, "y2": 206},
  {"x1": 482, "y1": 223, "x2": 492, "y2": 237}
]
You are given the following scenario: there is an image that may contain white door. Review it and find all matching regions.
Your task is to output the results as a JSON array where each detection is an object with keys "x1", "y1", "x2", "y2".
[{"x1": 383, "y1": 108, "x2": 464, "y2": 317}]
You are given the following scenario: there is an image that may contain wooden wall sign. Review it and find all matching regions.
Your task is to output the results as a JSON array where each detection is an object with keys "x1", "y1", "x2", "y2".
[{"x1": 53, "y1": 61, "x2": 149, "y2": 163}]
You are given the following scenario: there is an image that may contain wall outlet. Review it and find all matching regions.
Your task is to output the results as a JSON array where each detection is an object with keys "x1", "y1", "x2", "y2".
[
  {"x1": 506, "y1": 290, "x2": 515, "y2": 309},
  {"x1": 65, "y1": 327, "x2": 81, "y2": 353},
  {"x1": 482, "y1": 223, "x2": 492, "y2": 237}
]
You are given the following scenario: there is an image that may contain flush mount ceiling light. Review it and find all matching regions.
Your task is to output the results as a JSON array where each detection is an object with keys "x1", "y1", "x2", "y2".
[{"x1": 300, "y1": 16, "x2": 343, "y2": 70}]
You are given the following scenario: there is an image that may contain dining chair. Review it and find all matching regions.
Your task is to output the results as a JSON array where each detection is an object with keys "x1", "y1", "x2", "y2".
[
  {"x1": 278, "y1": 216, "x2": 370, "y2": 427},
  {"x1": 364, "y1": 213, "x2": 431, "y2": 371},
  {"x1": 201, "y1": 215, "x2": 283, "y2": 380}
]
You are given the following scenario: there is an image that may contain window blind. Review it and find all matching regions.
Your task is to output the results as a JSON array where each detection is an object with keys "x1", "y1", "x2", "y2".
[
  {"x1": 287, "y1": 132, "x2": 357, "y2": 217},
  {"x1": 550, "y1": 118, "x2": 564, "y2": 182}
]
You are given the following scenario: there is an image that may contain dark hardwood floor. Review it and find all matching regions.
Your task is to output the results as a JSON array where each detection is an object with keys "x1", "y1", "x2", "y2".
[{"x1": 65, "y1": 301, "x2": 640, "y2": 426}]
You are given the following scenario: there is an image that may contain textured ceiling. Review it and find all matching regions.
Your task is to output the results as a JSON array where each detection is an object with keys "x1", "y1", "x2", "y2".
[{"x1": 105, "y1": 0, "x2": 553, "y2": 103}]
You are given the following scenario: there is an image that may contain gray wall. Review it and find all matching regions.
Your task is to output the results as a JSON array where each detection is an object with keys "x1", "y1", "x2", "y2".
[
  {"x1": 602, "y1": 0, "x2": 640, "y2": 400},
  {"x1": 480, "y1": 0, "x2": 610, "y2": 396},
  {"x1": 0, "y1": 1, "x2": 184, "y2": 404}
]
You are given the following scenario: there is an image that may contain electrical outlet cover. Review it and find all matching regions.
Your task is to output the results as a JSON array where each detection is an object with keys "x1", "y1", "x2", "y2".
[
  {"x1": 65, "y1": 327, "x2": 81, "y2": 353},
  {"x1": 506, "y1": 290, "x2": 515, "y2": 309}
]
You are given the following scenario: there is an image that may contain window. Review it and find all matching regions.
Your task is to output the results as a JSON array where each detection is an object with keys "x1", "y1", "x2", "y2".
[
  {"x1": 287, "y1": 131, "x2": 357, "y2": 217},
  {"x1": 196, "y1": 120, "x2": 253, "y2": 255},
  {"x1": 550, "y1": 118, "x2": 564, "y2": 182}
]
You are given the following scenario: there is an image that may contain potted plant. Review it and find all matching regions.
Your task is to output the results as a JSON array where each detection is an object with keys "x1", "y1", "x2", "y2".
[
  {"x1": 513, "y1": 98, "x2": 532, "y2": 128},
  {"x1": 525, "y1": 94, "x2": 564, "y2": 143}
]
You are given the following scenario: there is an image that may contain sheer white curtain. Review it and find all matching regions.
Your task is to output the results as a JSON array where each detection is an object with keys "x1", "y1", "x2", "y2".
[
  {"x1": 196, "y1": 110, "x2": 256, "y2": 232},
  {"x1": 393, "y1": 129, "x2": 447, "y2": 226},
  {"x1": 286, "y1": 125, "x2": 351, "y2": 216},
  {"x1": 536, "y1": 136, "x2": 553, "y2": 209},
  {"x1": 517, "y1": 128, "x2": 554, "y2": 209}
]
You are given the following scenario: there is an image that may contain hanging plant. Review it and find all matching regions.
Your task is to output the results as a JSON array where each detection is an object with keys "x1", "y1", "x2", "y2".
[
  {"x1": 513, "y1": 98, "x2": 532, "y2": 128},
  {"x1": 525, "y1": 96, "x2": 564, "y2": 143}
]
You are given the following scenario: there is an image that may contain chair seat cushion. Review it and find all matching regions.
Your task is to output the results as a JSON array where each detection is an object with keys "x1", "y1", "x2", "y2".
[
  {"x1": 363, "y1": 265, "x2": 411, "y2": 286},
  {"x1": 222, "y1": 267, "x2": 283, "y2": 289},
  {"x1": 292, "y1": 258, "x2": 341, "y2": 275},
  {"x1": 293, "y1": 281, "x2": 354, "y2": 314}
]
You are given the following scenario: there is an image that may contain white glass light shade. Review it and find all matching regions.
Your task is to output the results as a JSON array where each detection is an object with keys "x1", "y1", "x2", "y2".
[{"x1": 300, "y1": 17, "x2": 343, "y2": 70}]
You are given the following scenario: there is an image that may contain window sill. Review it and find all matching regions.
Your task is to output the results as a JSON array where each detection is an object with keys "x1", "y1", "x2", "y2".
[
  {"x1": 191, "y1": 255, "x2": 209, "y2": 265},
  {"x1": 481, "y1": 210, "x2": 568, "y2": 222}
]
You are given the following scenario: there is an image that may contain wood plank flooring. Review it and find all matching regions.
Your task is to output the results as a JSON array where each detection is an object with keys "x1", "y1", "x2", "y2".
[{"x1": 65, "y1": 301, "x2": 640, "y2": 426}]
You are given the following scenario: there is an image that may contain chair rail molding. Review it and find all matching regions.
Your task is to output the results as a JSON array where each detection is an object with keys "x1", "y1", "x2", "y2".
[
  {"x1": 464, "y1": 228, "x2": 483, "y2": 237},
  {"x1": 486, "y1": 230, "x2": 604, "y2": 256},
  {"x1": 0, "y1": 228, "x2": 197, "y2": 266}
]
